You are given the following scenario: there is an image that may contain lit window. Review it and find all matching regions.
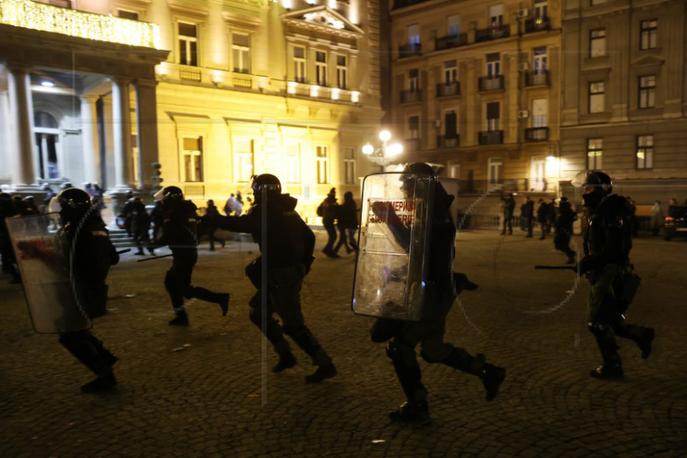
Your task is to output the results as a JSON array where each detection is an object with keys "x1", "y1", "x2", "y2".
[
  {"x1": 534, "y1": 1, "x2": 548, "y2": 18},
  {"x1": 447, "y1": 15, "x2": 460, "y2": 37},
  {"x1": 294, "y1": 46, "x2": 306, "y2": 83},
  {"x1": 636, "y1": 135, "x2": 654, "y2": 169},
  {"x1": 639, "y1": 75, "x2": 656, "y2": 108},
  {"x1": 407, "y1": 24, "x2": 420, "y2": 46},
  {"x1": 444, "y1": 60, "x2": 457, "y2": 84},
  {"x1": 316, "y1": 145, "x2": 329, "y2": 184},
  {"x1": 343, "y1": 148, "x2": 356, "y2": 185},
  {"x1": 178, "y1": 22, "x2": 198, "y2": 66},
  {"x1": 533, "y1": 47, "x2": 548, "y2": 73},
  {"x1": 336, "y1": 55, "x2": 348, "y2": 89},
  {"x1": 408, "y1": 69, "x2": 420, "y2": 91},
  {"x1": 316, "y1": 51, "x2": 327, "y2": 86},
  {"x1": 486, "y1": 52, "x2": 501, "y2": 77},
  {"x1": 589, "y1": 29, "x2": 606, "y2": 58},
  {"x1": 640, "y1": 20, "x2": 658, "y2": 50},
  {"x1": 587, "y1": 138, "x2": 603, "y2": 170},
  {"x1": 182, "y1": 137, "x2": 203, "y2": 182},
  {"x1": 589, "y1": 81, "x2": 605, "y2": 113},
  {"x1": 235, "y1": 140, "x2": 254, "y2": 183},
  {"x1": 486, "y1": 102, "x2": 500, "y2": 131},
  {"x1": 232, "y1": 33, "x2": 251, "y2": 74}
]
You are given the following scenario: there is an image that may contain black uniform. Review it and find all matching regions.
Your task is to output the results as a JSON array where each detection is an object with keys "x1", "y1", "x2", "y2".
[
  {"x1": 58, "y1": 209, "x2": 120, "y2": 392},
  {"x1": 157, "y1": 198, "x2": 229, "y2": 325},
  {"x1": 215, "y1": 189, "x2": 337, "y2": 383},
  {"x1": 554, "y1": 198, "x2": 576, "y2": 263},
  {"x1": 0, "y1": 194, "x2": 20, "y2": 282},
  {"x1": 129, "y1": 198, "x2": 153, "y2": 255},
  {"x1": 522, "y1": 199, "x2": 534, "y2": 238},
  {"x1": 371, "y1": 180, "x2": 505, "y2": 423},
  {"x1": 318, "y1": 190, "x2": 339, "y2": 257},
  {"x1": 581, "y1": 192, "x2": 654, "y2": 378},
  {"x1": 501, "y1": 194, "x2": 516, "y2": 235}
]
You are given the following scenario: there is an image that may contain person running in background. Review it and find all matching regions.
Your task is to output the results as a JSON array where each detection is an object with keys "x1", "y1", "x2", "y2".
[
  {"x1": 334, "y1": 191, "x2": 358, "y2": 255},
  {"x1": 317, "y1": 188, "x2": 339, "y2": 258}
]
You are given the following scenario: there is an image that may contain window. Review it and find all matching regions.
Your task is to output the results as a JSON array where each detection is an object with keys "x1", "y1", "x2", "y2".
[
  {"x1": 489, "y1": 5, "x2": 504, "y2": 26},
  {"x1": 407, "y1": 24, "x2": 420, "y2": 45},
  {"x1": 287, "y1": 143, "x2": 301, "y2": 183},
  {"x1": 178, "y1": 22, "x2": 198, "y2": 66},
  {"x1": 486, "y1": 52, "x2": 501, "y2": 77},
  {"x1": 589, "y1": 81, "x2": 605, "y2": 113},
  {"x1": 232, "y1": 33, "x2": 251, "y2": 73},
  {"x1": 447, "y1": 15, "x2": 460, "y2": 37},
  {"x1": 587, "y1": 138, "x2": 603, "y2": 170},
  {"x1": 315, "y1": 51, "x2": 327, "y2": 86},
  {"x1": 118, "y1": 10, "x2": 139, "y2": 20},
  {"x1": 589, "y1": 29, "x2": 606, "y2": 58},
  {"x1": 182, "y1": 137, "x2": 203, "y2": 182},
  {"x1": 444, "y1": 110, "x2": 458, "y2": 138},
  {"x1": 408, "y1": 116, "x2": 420, "y2": 139},
  {"x1": 636, "y1": 135, "x2": 654, "y2": 169},
  {"x1": 235, "y1": 140, "x2": 254, "y2": 183},
  {"x1": 408, "y1": 69, "x2": 420, "y2": 91},
  {"x1": 447, "y1": 163, "x2": 460, "y2": 178},
  {"x1": 343, "y1": 148, "x2": 356, "y2": 185},
  {"x1": 486, "y1": 102, "x2": 500, "y2": 131},
  {"x1": 640, "y1": 20, "x2": 658, "y2": 50},
  {"x1": 488, "y1": 158, "x2": 502, "y2": 185},
  {"x1": 639, "y1": 75, "x2": 656, "y2": 108},
  {"x1": 532, "y1": 98, "x2": 548, "y2": 127},
  {"x1": 444, "y1": 60, "x2": 457, "y2": 84},
  {"x1": 336, "y1": 55, "x2": 348, "y2": 89},
  {"x1": 533, "y1": 47, "x2": 548, "y2": 73},
  {"x1": 316, "y1": 145, "x2": 329, "y2": 184},
  {"x1": 294, "y1": 46, "x2": 306, "y2": 82},
  {"x1": 534, "y1": 1, "x2": 548, "y2": 18}
]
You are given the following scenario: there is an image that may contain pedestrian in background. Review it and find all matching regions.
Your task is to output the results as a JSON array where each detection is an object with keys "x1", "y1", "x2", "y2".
[
  {"x1": 554, "y1": 197, "x2": 577, "y2": 264},
  {"x1": 537, "y1": 198, "x2": 550, "y2": 239},
  {"x1": 130, "y1": 197, "x2": 154, "y2": 256},
  {"x1": 334, "y1": 191, "x2": 358, "y2": 255},
  {"x1": 522, "y1": 196, "x2": 534, "y2": 238},
  {"x1": 650, "y1": 200, "x2": 664, "y2": 236},
  {"x1": 500, "y1": 193, "x2": 515, "y2": 235},
  {"x1": 203, "y1": 199, "x2": 225, "y2": 251},
  {"x1": 224, "y1": 193, "x2": 242, "y2": 216},
  {"x1": 318, "y1": 188, "x2": 339, "y2": 258}
]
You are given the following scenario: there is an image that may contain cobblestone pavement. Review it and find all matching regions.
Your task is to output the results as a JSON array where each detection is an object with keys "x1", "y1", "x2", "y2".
[{"x1": 1, "y1": 231, "x2": 686, "y2": 457}]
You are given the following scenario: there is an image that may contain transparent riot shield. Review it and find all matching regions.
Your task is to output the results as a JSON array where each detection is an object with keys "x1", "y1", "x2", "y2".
[
  {"x1": 6, "y1": 214, "x2": 91, "y2": 334},
  {"x1": 352, "y1": 172, "x2": 436, "y2": 321}
]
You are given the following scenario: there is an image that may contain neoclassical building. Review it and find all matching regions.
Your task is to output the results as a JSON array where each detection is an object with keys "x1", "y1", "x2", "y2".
[{"x1": 0, "y1": 0, "x2": 384, "y2": 218}]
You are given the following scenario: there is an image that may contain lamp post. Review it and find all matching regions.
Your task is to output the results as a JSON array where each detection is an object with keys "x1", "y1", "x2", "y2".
[{"x1": 361, "y1": 129, "x2": 404, "y2": 170}]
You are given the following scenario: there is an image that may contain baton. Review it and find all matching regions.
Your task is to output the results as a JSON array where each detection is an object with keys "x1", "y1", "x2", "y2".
[
  {"x1": 136, "y1": 253, "x2": 174, "y2": 263},
  {"x1": 534, "y1": 265, "x2": 577, "y2": 271},
  {"x1": 116, "y1": 249, "x2": 131, "y2": 255}
]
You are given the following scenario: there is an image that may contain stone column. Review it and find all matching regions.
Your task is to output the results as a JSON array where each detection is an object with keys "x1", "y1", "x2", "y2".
[
  {"x1": 80, "y1": 95, "x2": 100, "y2": 184},
  {"x1": 134, "y1": 79, "x2": 160, "y2": 190},
  {"x1": 111, "y1": 78, "x2": 132, "y2": 190},
  {"x1": 147, "y1": 0, "x2": 174, "y2": 55},
  {"x1": 207, "y1": 0, "x2": 229, "y2": 69},
  {"x1": 7, "y1": 66, "x2": 36, "y2": 186}
]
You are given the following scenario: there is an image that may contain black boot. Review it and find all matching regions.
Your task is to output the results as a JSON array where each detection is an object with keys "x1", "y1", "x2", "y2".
[
  {"x1": 190, "y1": 288, "x2": 230, "y2": 316},
  {"x1": 481, "y1": 364, "x2": 506, "y2": 401},
  {"x1": 590, "y1": 363, "x2": 623, "y2": 379},
  {"x1": 388, "y1": 399, "x2": 431, "y2": 425},
  {"x1": 272, "y1": 352, "x2": 297, "y2": 373},
  {"x1": 81, "y1": 369, "x2": 117, "y2": 393},
  {"x1": 589, "y1": 323, "x2": 622, "y2": 379},
  {"x1": 169, "y1": 310, "x2": 189, "y2": 326},
  {"x1": 637, "y1": 328, "x2": 655, "y2": 359},
  {"x1": 305, "y1": 363, "x2": 338, "y2": 384}
]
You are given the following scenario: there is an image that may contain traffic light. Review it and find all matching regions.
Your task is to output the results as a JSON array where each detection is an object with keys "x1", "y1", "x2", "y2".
[{"x1": 151, "y1": 161, "x2": 163, "y2": 194}]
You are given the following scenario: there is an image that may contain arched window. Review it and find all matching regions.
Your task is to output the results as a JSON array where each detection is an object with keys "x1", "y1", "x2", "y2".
[{"x1": 34, "y1": 111, "x2": 59, "y2": 129}]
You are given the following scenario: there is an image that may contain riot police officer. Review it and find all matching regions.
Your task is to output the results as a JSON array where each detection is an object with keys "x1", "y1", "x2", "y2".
[
  {"x1": 154, "y1": 186, "x2": 230, "y2": 326},
  {"x1": 554, "y1": 197, "x2": 577, "y2": 264},
  {"x1": 215, "y1": 174, "x2": 337, "y2": 384},
  {"x1": 55, "y1": 188, "x2": 119, "y2": 392},
  {"x1": 370, "y1": 163, "x2": 506, "y2": 424},
  {"x1": 578, "y1": 171, "x2": 654, "y2": 379}
]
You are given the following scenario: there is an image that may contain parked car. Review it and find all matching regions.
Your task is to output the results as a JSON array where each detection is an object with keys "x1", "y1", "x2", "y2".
[{"x1": 664, "y1": 205, "x2": 687, "y2": 240}]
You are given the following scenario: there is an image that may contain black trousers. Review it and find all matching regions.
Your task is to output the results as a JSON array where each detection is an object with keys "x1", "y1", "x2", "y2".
[
  {"x1": 334, "y1": 226, "x2": 357, "y2": 253},
  {"x1": 165, "y1": 249, "x2": 224, "y2": 312},
  {"x1": 323, "y1": 221, "x2": 337, "y2": 253},
  {"x1": 59, "y1": 330, "x2": 116, "y2": 376}
]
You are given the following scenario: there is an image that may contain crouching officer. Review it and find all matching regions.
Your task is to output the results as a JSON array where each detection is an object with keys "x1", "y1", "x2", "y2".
[
  {"x1": 368, "y1": 163, "x2": 506, "y2": 425},
  {"x1": 154, "y1": 186, "x2": 230, "y2": 326},
  {"x1": 578, "y1": 171, "x2": 654, "y2": 379},
  {"x1": 214, "y1": 174, "x2": 337, "y2": 384}
]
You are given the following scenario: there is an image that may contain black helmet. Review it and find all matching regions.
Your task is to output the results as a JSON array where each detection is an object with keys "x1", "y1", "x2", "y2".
[
  {"x1": 154, "y1": 185, "x2": 184, "y2": 202},
  {"x1": 583, "y1": 171, "x2": 612, "y2": 193},
  {"x1": 403, "y1": 162, "x2": 436, "y2": 176},
  {"x1": 251, "y1": 174, "x2": 281, "y2": 194},
  {"x1": 56, "y1": 188, "x2": 92, "y2": 223}
]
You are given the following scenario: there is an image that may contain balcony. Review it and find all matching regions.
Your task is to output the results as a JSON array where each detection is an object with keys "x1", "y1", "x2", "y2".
[
  {"x1": 525, "y1": 70, "x2": 550, "y2": 87},
  {"x1": 435, "y1": 33, "x2": 468, "y2": 51},
  {"x1": 525, "y1": 127, "x2": 550, "y2": 142},
  {"x1": 525, "y1": 16, "x2": 552, "y2": 34},
  {"x1": 437, "y1": 135, "x2": 460, "y2": 148},
  {"x1": 400, "y1": 89, "x2": 422, "y2": 103},
  {"x1": 478, "y1": 130, "x2": 504, "y2": 145},
  {"x1": 436, "y1": 82, "x2": 461, "y2": 97},
  {"x1": 475, "y1": 24, "x2": 510, "y2": 43},
  {"x1": 478, "y1": 75, "x2": 504, "y2": 92},
  {"x1": 398, "y1": 43, "x2": 422, "y2": 58}
]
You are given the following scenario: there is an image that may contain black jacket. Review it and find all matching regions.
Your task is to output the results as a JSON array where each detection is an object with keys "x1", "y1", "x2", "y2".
[
  {"x1": 337, "y1": 200, "x2": 358, "y2": 229},
  {"x1": 583, "y1": 194, "x2": 633, "y2": 270},
  {"x1": 216, "y1": 194, "x2": 315, "y2": 270},
  {"x1": 157, "y1": 199, "x2": 199, "y2": 251}
]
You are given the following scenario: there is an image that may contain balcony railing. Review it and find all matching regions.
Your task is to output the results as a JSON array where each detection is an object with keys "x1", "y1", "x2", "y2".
[
  {"x1": 525, "y1": 16, "x2": 551, "y2": 34},
  {"x1": 437, "y1": 135, "x2": 460, "y2": 148},
  {"x1": 436, "y1": 81, "x2": 461, "y2": 97},
  {"x1": 478, "y1": 130, "x2": 504, "y2": 145},
  {"x1": 399, "y1": 43, "x2": 422, "y2": 58},
  {"x1": 478, "y1": 75, "x2": 505, "y2": 91},
  {"x1": 475, "y1": 24, "x2": 510, "y2": 42},
  {"x1": 525, "y1": 127, "x2": 550, "y2": 142},
  {"x1": 435, "y1": 33, "x2": 468, "y2": 51},
  {"x1": 400, "y1": 89, "x2": 422, "y2": 103},
  {"x1": 525, "y1": 70, "x2": 550, "y2": 87}
]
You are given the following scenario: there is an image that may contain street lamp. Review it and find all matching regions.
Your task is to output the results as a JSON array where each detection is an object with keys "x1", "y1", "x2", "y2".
[{"x1": 362, "y1": 130, "x2": 404, "y2": 168}]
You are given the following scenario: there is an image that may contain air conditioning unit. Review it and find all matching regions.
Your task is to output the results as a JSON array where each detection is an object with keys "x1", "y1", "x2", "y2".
[
  {"x1": 518, "y1": 110, "x2": 529, "y2": 119},
  {"x1": 518, "y1": 62, "x2": 529, "y2": 71},
  {"x1": 517, "y1": 8, "x2": 529, "y2": 19}
]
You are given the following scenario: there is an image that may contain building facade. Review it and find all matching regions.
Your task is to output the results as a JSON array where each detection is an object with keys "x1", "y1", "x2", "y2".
[
  {"x1": 0, "y1": 0, "x2": 384, "y2": 218},
  {"x1": 560, "y1": 0, "x2": 687, "y2": 204},
  {"x1": 388, "y1": 0, "x2": 562, "y2": 196}
]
